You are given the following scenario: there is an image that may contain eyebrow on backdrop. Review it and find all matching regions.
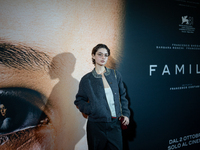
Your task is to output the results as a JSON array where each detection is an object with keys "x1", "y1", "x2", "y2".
[{"x1": 0, "y1": 43, "x2": 52, "y2": 71}]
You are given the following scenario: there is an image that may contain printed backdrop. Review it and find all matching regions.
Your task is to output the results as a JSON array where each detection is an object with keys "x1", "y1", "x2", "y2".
[
  {"x1": 119, "y1": 0, "x2": 200, "y2": 149},
  {"x1": 0, "y1": 0, "x2": 200, "y2": 150}
]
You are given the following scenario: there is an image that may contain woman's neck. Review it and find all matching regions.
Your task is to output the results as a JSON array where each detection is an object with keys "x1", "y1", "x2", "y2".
[{"x1": 95, "y1": 65, "x2": 106, "y2": 74}]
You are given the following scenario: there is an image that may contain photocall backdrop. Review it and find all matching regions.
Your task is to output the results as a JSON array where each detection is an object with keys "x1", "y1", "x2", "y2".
[
  {"x1": 0, "y1": 0, "x2": 200, "y2": 150},
  {"x1": 119, "y1": 0, "x2": 200, "y2": 150},
  {"x1": 0, "y1": 0, "x2": 124, "y2": 149}
]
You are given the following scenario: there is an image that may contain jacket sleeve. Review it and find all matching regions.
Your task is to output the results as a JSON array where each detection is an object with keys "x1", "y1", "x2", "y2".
[
  {"x1": 116, "y1": 70, "x2": 130, "y2": 118},
  {"x1": 74, "y1": 78, "x2": 92, "y2": 115}
]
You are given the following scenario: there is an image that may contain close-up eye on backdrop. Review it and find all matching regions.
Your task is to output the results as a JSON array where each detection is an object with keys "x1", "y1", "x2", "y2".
[
  {"x1": 0, "y1": 0, "x2": 125, "y2": 149},
  {"x1": 0, "y1": 88, "x2": 48, "y2": 134},
  {"x1": 1, "y1": 0, "x2": 200, "y2": 150}
]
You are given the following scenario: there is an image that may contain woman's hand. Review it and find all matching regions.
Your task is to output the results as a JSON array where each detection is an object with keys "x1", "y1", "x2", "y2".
[{"x1": 119, "y1": 116, "x2": 129, "y2": 126}]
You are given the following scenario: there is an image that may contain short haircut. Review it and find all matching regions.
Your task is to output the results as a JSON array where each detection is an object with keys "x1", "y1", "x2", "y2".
[{"x1": 91, "y1": 44, "x2": 110, "y2": 64}]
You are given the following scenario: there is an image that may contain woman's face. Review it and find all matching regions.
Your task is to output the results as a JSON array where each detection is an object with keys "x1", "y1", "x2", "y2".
[
  {"x1": 93, "y1": 48, "x2": 109, "y2": 66},
  {"x1": 0, "y1": 0, "x2": 125, "y2": 149},
  {"x1": 0, "y1": 104, "x2": 6, "y2": 117}
]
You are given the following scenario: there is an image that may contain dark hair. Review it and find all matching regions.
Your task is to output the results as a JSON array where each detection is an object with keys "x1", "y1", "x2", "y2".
[{"x1": 91, "y1": 44, "x2": 110, "y2": 64}]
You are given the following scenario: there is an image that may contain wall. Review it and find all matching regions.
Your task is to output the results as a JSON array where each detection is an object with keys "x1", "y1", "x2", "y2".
[
  {"x1": 0, "y1": 0, "x2": 200, "y2": 150},
  {"x1": 119, "y1": 0, "x2": 200, "y2": 149}
]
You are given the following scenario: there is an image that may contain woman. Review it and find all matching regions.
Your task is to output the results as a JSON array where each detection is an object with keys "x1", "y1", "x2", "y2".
[{"x1": 74, "y1": 44, "x2": 130, "y2": 150}]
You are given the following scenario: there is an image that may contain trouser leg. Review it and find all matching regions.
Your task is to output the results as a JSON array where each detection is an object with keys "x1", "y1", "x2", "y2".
[
  {"x1": 87, "y1": 120, "x2": 107, "y2": 150},
  {"x1": 106, "y1": 119, "x2": 123, "y2": 150},
  {"x1": 87, "y1": 119, "x2": 122, "y2": 150}
]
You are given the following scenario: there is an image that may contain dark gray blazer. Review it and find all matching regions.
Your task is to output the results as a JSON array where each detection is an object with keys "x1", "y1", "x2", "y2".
[{"x1": 74, "y1": 67, "x2": 130, "y2": 122}]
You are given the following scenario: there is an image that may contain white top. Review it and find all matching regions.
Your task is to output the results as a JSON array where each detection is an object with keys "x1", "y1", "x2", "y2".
[{"x1": 104, "y1": 87, "x2": 116, "y2": 117}]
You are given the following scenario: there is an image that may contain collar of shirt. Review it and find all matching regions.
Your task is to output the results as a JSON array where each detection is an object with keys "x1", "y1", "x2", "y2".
[{"x1": 92, "y1": 67, "x2": 111, "y2": 78}]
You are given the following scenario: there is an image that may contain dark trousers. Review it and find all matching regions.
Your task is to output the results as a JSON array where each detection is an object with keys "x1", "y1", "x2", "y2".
[{"x1": 87, "y1": 118, "x2": 123, "y2": 150}]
